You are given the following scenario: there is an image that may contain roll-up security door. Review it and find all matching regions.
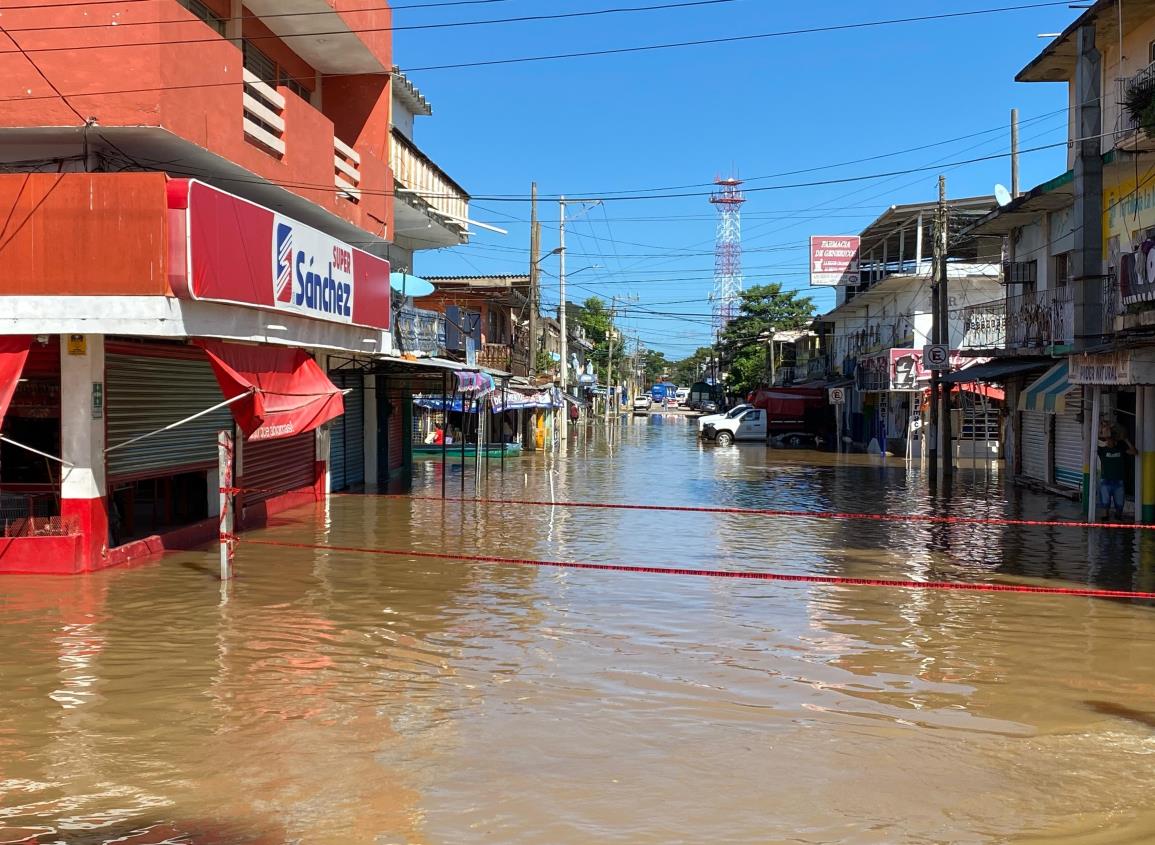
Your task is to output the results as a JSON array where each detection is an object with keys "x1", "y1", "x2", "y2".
[
  {"x1": 329, "y1": 373, "x2": 364, "y2": 491},
  {"x1": 1053, "y1": 386, "x2": 1085, "y2": 490},
  {"x1": 1020, "y1": 410, "x2": 1048, "y2": 483},
  {"x1": 241, "y1": 432, "x2": 316, "y2": 504},
  {"x1": 106, "y1": 351, "x2": 233, "y2": 480}
]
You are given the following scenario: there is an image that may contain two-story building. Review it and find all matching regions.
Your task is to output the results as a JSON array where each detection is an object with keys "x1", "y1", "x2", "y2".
[
  {"x1": 818, "y1": 198, "x2": 1002, "y2": 455},
  {"x1": 956, "y1": 0, "x2": 1155, "y2": 518},
  {"x1": 0, "y1": 1, "x2": 472, "y2": 572}
]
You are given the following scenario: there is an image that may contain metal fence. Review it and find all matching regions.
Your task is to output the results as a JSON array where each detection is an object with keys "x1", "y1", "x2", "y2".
[
  {"x1": 0, "y1": 491, "x2": 73, "y2": 538},
  {"x1": 962, "y1": 287, "x2": 1074, "y2": 352}
]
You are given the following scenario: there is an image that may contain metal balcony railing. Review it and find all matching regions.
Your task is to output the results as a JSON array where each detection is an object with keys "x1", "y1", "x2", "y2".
[
  {"x1": 961, "y1": 299, "x2": 1006, "y2": 349},
  {"x1": 1115, "y1": 65, "x2": 1155, "y2": 149},
  {"x1": 1007, "y1": 287, "x2": 1074, "y2": 350},
  {"x1": 390, "y1": 128, "x2": 469, "y2": 230},
  {"x1": 478, "y1": 343, "x2": 530, "y2": 377}
]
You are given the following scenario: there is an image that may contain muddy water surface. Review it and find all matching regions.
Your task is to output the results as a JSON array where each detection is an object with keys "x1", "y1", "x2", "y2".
[{"x1": 3, "y1": 415, "x2": 1155, "y2": 844}]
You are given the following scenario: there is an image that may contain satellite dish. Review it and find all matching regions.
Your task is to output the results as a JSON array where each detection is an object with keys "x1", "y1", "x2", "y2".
[
  {"x1": 389, "y1": 272, "x2": 435, "y2": 297},
  {"x1": 994, "y1": 184, "x2": 1013, "y2": 207}
]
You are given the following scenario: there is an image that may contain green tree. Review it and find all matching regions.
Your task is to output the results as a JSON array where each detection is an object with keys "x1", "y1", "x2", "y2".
[
  {"x1": 670, "y1": 346, "x2": 713, "y2": 387},
  {"x1": 718, "y1": 283, "x2": 815, "y2": 398}
]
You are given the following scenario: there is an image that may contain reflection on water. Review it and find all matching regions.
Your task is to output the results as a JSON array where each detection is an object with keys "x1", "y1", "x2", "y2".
[{"x1": 3, "y1": 418, "x2": 1155, "y2": 843}]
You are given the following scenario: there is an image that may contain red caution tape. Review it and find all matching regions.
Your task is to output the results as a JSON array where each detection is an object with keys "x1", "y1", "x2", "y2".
[
  {"x1": 240, "y1": 538, "x2": 1155, "y2": 601},
  {"x1": 390, "y1": 495, "x2": 1148, "y2": 531}
]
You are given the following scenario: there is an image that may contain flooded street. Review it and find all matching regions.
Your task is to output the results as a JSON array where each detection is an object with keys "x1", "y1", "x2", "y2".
[{"x1": 4, "y1": 417, "x2": 1155, "y2": 844}]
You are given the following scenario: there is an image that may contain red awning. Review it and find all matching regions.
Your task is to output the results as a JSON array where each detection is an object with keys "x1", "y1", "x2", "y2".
[
  {"x1": 199, "y1": 341, "x2": 344, "y2": 442},
  {"x1": 0, "y1": 336, "x2": 32, "y2": 431}
]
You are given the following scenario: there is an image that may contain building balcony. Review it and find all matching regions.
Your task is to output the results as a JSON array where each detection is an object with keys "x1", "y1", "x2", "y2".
[
  {"x1": 390, "y1": 128, "x2": 470, "y2": 249},
  {"x1": 961, "y1": 287, "x2": 1074, "y2": 354},
  {"x1": 0, "y1": 0, "x2": 392, "y2": 247},
  {"x1": 1114, "y1": 67, "x2": 1155, "y2": 153},
  {"x1": 478, "y1": 343, "x2": 530, "y2": 377}
]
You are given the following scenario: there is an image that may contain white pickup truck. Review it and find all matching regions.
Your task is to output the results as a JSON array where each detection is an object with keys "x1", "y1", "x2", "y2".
[
  {"x1": 697, "y1": 403, "x2": 751, "y2": 436},
  {"x1": 702, "y1": 407, "x2": 767, "y2": 446}
]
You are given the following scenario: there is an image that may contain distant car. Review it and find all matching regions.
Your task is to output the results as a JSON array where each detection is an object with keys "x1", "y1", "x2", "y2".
[
  {"x1": 632, "y1": 395, "x2": 652, "y2": 415},
  {"x1": 675, "y1": 387, "x2": 690, "y2": 406},
  {"x1": 704, "y1": 407, "x2": 768, "y2": 446},
  {"x1": 700, "y1": 400, "x2": 719, "y2": 414}
]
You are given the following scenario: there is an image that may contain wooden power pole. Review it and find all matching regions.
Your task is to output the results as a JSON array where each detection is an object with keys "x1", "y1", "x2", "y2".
[{"x1": 932, "y1": 174, "x2": 953, "y2": 478}]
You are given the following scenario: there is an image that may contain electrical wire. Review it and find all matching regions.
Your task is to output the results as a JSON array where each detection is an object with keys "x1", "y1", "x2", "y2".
[{"x1": 0, "y1": 0, "x2": 744, "y2": 48}]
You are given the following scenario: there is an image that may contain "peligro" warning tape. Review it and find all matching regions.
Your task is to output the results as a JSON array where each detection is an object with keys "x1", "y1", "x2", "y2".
[
  {"x1": 386, "y1": 495, "x2": 1149, "y2": 531},
  {"x1": 240, "y1": 539, "x2": 1155, "y2": 601}
]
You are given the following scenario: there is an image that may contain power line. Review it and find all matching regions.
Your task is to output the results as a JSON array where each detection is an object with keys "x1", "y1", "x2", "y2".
[
  {"x1": 399, "y1": 2, "x2": 1070, "y2": 73},
  {"x1": 0, "y1": 0, "x2": 743, "y2": 50}
]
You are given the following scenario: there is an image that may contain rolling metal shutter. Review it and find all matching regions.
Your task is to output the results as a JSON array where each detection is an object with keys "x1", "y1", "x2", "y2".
[
  {"x1": 329, "y1": 373, "x2": 364, "y2": 491},
  {"x1": 106, "y1": 352, "x2": 233, "y2": 481},
  {"x1": 1053, "y1": 386, "x2": 1085, "y2": 490},
  {"x1": 389, "y1": 400, "x2": 404, "y2": 472},
  {"x1": 241, "y1": 432, "x2": 316, "y2": 504},
  {"x1": 1020, "y1": 410, "x2": 1048, "y2": 483}
]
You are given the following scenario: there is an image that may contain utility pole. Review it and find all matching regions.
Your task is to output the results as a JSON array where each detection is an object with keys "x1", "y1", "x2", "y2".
[
  {"x1": 558, "y1": 196, "x2": 569, "y2": 440},
  {"x1": 528, "y1": 182, "x2": 540, "y2": 377},
  {"x1": 605, "y1": 303, "x2": 615, "y2": 427},
  {"x1": 1010, "y1": 108, "x2": 1020, "y2": 198},
  {"x1": 931, "y1": 174, "x2": 953, "y2": 478}
]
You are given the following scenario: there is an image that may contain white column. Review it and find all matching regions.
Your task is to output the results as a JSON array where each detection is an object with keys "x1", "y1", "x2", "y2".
[
  {"x1": 364, "y1": 373, "x2": 378, "y2": 487},
  {"x1": 60, "y1": 335, "x2": 107, "y2": 565}
]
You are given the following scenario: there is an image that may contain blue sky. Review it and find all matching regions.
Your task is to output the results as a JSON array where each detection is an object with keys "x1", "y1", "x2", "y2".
[{"x1": 395, "y1": 0, "x2": 1079, "y2": 360}]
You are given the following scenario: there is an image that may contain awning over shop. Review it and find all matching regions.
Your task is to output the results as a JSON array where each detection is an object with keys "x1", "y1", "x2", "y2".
[
  {"x1": 940, "y1": 358, "x2": 1053, "y2": 384},
  {"x1": 455, "y1": 370, "x2": 495, "y2": 396},
  {"x1": 0, "y1": 336, "x2": 32, "y2": 431},
  {"x1": 199, "y1": 340, "x2": 344, "y2": 441},
  {"x1": 1020, "y1": 360, "x2": 1073, "y2": 413},
  {"x1": 491, "y1": 387, "x2": 562, "y2": 412}
]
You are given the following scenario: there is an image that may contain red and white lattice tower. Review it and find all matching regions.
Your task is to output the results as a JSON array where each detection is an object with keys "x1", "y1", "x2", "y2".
[{"x1": 709, "y1": 177, "x2": 745, "y2": 338}]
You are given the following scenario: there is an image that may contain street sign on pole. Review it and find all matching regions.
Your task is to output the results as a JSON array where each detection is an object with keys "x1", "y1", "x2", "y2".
[
  {"x1": 828, "y1": 387, "x2": 846, "y2": 404},
  {"x1": 923, "y1": 343, "x2": 950, "y2": 370}
]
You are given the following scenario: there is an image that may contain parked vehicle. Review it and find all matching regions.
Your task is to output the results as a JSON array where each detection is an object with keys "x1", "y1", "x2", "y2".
[
  {"x1": 688, "y1": 381, "x2": 723, "y2": 411},
  {"x1": 698, "y1": 403, "x2": 752, "y2": 435},
  {"x1": 675, "y1": 387, "x2": 690, "y2": 406},
  {"x1": 747, "y1": 387, "x2": 827, "y2": 439},
  {"x1": 632, "y1": 394, "x2": 652, "y2": 415},
  {"x1": 703, "y1": 407, "x2": 767, "y2": 446},
  {"x1": 699, "y1": 400, "x2": 719, "y2": 415},
  {"x1": 650, "y1": 382, "x2": 678, "y2": 405}
]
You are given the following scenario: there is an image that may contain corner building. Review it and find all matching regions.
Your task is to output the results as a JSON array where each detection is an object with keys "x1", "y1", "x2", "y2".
[{"x1": 0, "y1": 1, "x2": 470, "y2": 572}]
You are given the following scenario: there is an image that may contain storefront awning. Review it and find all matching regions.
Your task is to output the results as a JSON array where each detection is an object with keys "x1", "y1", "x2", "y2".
[
  {"x1": 940, "y1": 358, "x2": 1053, "y2": 384},
  {"x1": 1020, "y1": 360, "x2": 1073, "y2": 413},
  {"x1": 199, "y1": 341, "x2": 344, "y2": 441},
  {"x1": 0, "y1": 336, "x2": 32, "y2": 431}
]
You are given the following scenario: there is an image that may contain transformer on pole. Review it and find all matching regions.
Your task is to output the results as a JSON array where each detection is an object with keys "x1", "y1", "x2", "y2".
[{"x1": 709, "y1": 176, "x2": 745, "y2": 339}]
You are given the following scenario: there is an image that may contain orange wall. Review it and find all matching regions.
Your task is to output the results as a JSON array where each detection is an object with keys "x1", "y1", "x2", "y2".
[
  {"x1": 0, "y1": 173, "x2": 171, "y2": 296},
  {"x1": 0, "y1": 1, "x2": 392, "y2": 242}
]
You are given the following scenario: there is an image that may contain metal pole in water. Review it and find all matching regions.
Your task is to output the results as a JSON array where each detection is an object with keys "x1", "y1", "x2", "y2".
[
  {"x1": 460, "y1": 391, "x2": 467, "y2": 497},
  {"x1": 441, "y1": 372, "x2": 448, "y2": 499},
  {"x1": 218, "y1": 429, "x2": 235, "y2": 581}
]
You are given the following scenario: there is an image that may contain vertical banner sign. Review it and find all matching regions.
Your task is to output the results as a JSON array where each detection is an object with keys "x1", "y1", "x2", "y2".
[{"x1": 810, "y1": 236, "x2": 861, "y2": 287}]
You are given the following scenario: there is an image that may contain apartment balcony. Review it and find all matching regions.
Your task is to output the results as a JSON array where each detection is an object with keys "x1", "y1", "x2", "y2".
[
  {"x1": 0, "y1": 0, "x2": 391, "y2": 246},
  {"x1": 390, "y1": 128, "x2": 470, "y2": 249},
  {"x1": 1114, "y1": 66, "x2": 1155, "y2": 153},
  {"x1": 961, "y1": 288, "x2": 1074, "y2": 354},
  {"x1": 478, "y1": 343, "x2": 530, "y2": 377}
]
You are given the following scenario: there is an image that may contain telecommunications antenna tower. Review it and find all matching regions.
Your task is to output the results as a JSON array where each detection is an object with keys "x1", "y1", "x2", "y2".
[{"x1": 709, "y1": 176, "x2": 746, "y2": 338}]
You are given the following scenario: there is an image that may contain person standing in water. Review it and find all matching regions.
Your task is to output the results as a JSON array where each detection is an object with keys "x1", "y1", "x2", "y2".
[{"x1": 1098, "y1": 422, "x2": 1136, "y2": 522}]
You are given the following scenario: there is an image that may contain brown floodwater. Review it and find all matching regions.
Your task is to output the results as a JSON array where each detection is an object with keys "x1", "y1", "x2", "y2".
[{"x1": 4, "y1": 413, "x2": 1155, "y2": 844}]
